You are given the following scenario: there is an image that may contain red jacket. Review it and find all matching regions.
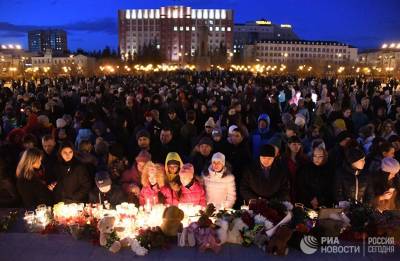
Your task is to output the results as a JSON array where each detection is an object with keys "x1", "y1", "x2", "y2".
[
  {"x1": 179, "y1": 181, "x2": 206, "y2": 207},
  {"x1": 139, "y1": 185, "x2": 173, "y2": 206}
]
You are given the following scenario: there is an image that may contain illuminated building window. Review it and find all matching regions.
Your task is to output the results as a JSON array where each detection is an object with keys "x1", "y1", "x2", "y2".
[
  {"x1": 227, "y1": 27, "x2": 231, "y2": 31},
  {"x1": 192, "y1": 26, "x2": 196, "y2": 31},
  {"x1": 215, "y1": 9, "x2": 220, "y2": 19},
  {"x1": 126, "y1": 10, "x2": 131, "y2": 19},
  {"x1": 215, "y1": 27, "x2": 220, "y2": 31},
  {"x1": 191, "y1": 9, "x2": 196, "y2": 19},
  {"x1": 144, "y1": 9, "x2": 148, "y2": 19},
  {"x1": 221, "y1": 10, "x2": 226, "y2": 19},
  {"x1": 173, "y1": 9, "x2": 178, "y2": 18},
  {"x1": 221, "y1": 27, "x2": 225, "y2": 31},
  {"x1": 197, "y1": 9, "x2": 202, "y2": 19},
  {"x1": 138, "y1": 10, "x2": 142, "y2": 19},
  {"x1": 149, "y1": 9, "x2": 154, "y2": 19},
  {"x1": 156, "y1": 9, "x2": 160, "y2": 18},
  {"x1": 173, "y1": 26, "x2": 178, "y2": 31},
  {"x1": 209, "y1": 27, "x2": 213, "y2": 31},
  {"x1": 186, "y1": 26, "x2": 190, "y2": 31},
  {"x1": 209, "y1": 9, "x2": 214, "y2": 19},
  {"x1": 180, "y1": 26, "x2": 184, "y2": 31},
  {"x1": 203, "y1": 9, "x2": 208, "y2": 19}
]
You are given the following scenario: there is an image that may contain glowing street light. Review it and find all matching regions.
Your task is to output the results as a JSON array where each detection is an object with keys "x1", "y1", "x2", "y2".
[{"x1": 382, "y1": 43, "x2": 388, "y2": 49}]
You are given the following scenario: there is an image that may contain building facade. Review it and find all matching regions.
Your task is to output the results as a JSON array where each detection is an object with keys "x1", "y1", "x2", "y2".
[
  {"x1": 28, "y1": 29, "x2": 67, "y2": 55},
  {"x1": 118, "y1": 6, "x2": 234, "y2": 63},
  {"x1": 234, "y1": 20, "x2": 298, "y2": 56},
  {"x1": 243, "y1": 40, "x2": 357, "y2": 65},
  {"x1": 31, "y1": 52, "x2": 95, "y2": 75},
  {"x1": 358, "y1": 43, "x2": 400, "y2": 74}
]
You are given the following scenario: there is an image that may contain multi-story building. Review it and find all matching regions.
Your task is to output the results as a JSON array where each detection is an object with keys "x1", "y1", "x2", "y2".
[
  {"x1": 28, "y1": 29, "x2": 67, "y2": 55},
  {"x1": 243, "y1": 39, "x2": 357, "y2": 65},
  {"x1": 31, "y1": 51, "x2": 95, "y2": 75},
  {"x1": 358, "y1": 43, "x2": 400, "y2": 73},
  {"x1": 234, "y1": 20, "x2": 299, "y2": 56},
  {"x1": 118, "y1": 6, "x2": 234, "y2": 63}
]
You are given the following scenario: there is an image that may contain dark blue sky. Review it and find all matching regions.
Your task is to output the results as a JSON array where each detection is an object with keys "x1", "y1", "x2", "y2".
[{"x1": 1, "y1": 0, "x2": 399, "y2": 51}]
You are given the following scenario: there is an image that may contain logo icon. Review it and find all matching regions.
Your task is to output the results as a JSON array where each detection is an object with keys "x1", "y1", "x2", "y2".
[{"x1": 300, "y1": 235, "x2": 319, "y2": 255}]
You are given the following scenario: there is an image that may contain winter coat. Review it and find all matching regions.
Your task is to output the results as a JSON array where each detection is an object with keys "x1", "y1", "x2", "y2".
[
  {"x1": 296, "y1": 161, "x2": 335, "y2": 208},
  {"x1": 53, "y1": 158, "x2": 92, "y2": 203},
  {"x1": 190, "y1": 152, "x2": 212, "y2": 177},
  {"x1": 202, "y1": 165, "x2": 236, "y2": 208},
  {"x1": 334, "y1": 162, "x2": 373, "y2": 203},
  {"x1": 178, "y1": 179, "x2": 206, "y2": 206},
  {"x1": 16, "y1": 176, "x2": 53, "y2": 208},
  {"x1": 250, "y1": 114, "x2": 275, "y2": 160},
  {"x1": 139, "y1": 185, "x2": 175, "y2": 205},
  {"x1": 89, "y1": 185, "x2": 128, "y2": 207},
  {"x1": 240, "y1": 160, "x2": 290, "y2": 202}
]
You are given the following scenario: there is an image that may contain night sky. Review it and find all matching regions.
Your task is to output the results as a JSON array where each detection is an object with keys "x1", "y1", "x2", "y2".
[{"x1": 0, "y1": 0, "x2": 399, "y2": 52}]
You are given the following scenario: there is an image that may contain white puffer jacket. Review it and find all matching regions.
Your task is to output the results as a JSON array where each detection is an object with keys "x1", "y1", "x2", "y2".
[{"x1": 202, "y1": 165, "x2": 236, "y2": 208}]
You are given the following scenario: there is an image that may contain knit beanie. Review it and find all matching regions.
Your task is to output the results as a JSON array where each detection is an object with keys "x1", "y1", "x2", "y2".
[
  {"x1": 136, "y1": 129, "x2": 151, "y2": 140},
  {"x1": 204, "y1": 117, "x2": 216, "y2": 128},
  {"x1": 345, "y1": 147, "x2": 365, "y2": 164},
  {"x1": 56, "y1": 118, "x2": 67, "y2": 129},
  {"x1": 381, "y1": 157, "x2": 400, "y2": 174},
  {"x1": 211, "y1": 152, "x2": 225, "y2": 166},
  {"x1": 198, "y1": 137, "x2": 213, "y2": 147},
  {"x1": 260, "y1": 144, "x2": 276, "y2": 158},
  {"x1": 336, "y1": 131, "x2": 352, "y2": 143}
]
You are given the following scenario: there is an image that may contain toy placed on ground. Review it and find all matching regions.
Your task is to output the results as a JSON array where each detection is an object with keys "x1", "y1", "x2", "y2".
[{"x1": 160, "y1": 206, "x2": 184, "y2": 237}]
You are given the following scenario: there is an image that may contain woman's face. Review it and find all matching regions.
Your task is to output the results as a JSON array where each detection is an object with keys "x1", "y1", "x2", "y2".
[
  {"x1": 33, "y1": 157, "x2": 42, "y2": 169},
  {"x1": 212, "y1": 161, "x2": 224, "y2": 172},
  {"x1": 289, "y1": 142, "x2": 302, "y2": 154},
  {"x1": 148, "y1": 166, "x2": 157, "y2": 185},
  {"x1": 167, "y1": 164, "x2": 179, "y2": 175},
  {"x1": 137, "y1": 161, "x2": 146, "y2": 172},
  {"x1": 61, "y1": 147, "x2": 74, "y2": 162},
  {"x1": 312, "y1": 149, "x2": 325, "y2": 166}
]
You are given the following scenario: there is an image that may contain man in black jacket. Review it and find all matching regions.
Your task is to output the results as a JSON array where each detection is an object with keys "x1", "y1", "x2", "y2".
[
  {"x1": 89, "y1": 171, "x2": 127, "y2": 207},
  {"x1": 335, "y1": 147, "x2": 373, "y2": 204},
  {"x1": 240, "y1": 144, "x2": 290, "y2": 202}
]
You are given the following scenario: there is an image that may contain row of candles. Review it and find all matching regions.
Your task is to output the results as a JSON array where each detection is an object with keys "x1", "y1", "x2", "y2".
[{"x1": 23, "y1": 201, "x2": 208, "y2": 237}]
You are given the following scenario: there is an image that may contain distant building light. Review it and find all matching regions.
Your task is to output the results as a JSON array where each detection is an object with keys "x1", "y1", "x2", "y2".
[
  {"x1": 281, "y1": 24, "x2": 292, "y2": 28},
  {"x1": 256, "y1": 20, "x2": 272, "y2": 25},
  {"x1": 390, "y1": 43, "x2": 396, "y2": 48}
]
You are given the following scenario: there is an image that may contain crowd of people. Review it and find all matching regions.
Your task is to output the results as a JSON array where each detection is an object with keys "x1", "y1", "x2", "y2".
[{"x1": 0, "y1": 71, "x2": 399, "y2": 212}]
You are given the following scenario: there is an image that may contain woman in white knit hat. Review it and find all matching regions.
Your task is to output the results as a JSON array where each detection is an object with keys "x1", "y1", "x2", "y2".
[
  {"x1": 201, "y1": 152, "x2": 236, "y2": 209},
  {"x1": 372, "y1": 157, "x2": 400, "y2": 211}
]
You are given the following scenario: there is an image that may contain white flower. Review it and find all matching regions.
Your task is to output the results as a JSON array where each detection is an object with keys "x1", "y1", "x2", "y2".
[
  {"x1": 130, "y1": 239, "x2": 148, "y2": 256},
  {"x1": 254, "y1": 214, "x2": 267, "y2": 225}
]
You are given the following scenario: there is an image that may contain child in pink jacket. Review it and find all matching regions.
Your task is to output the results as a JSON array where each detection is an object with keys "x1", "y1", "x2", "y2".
[
  {"x1": 177, "y1": 163, "x2": 206, "y2": 207},
  {"x1": 139, "y1": 161, "x2": 174, "y2": 206}
]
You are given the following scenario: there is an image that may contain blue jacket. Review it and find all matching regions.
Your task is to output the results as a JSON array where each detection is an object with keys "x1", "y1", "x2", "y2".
[{"x1": 251, "y1": 114, "x2": 274, "y2": 159}]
